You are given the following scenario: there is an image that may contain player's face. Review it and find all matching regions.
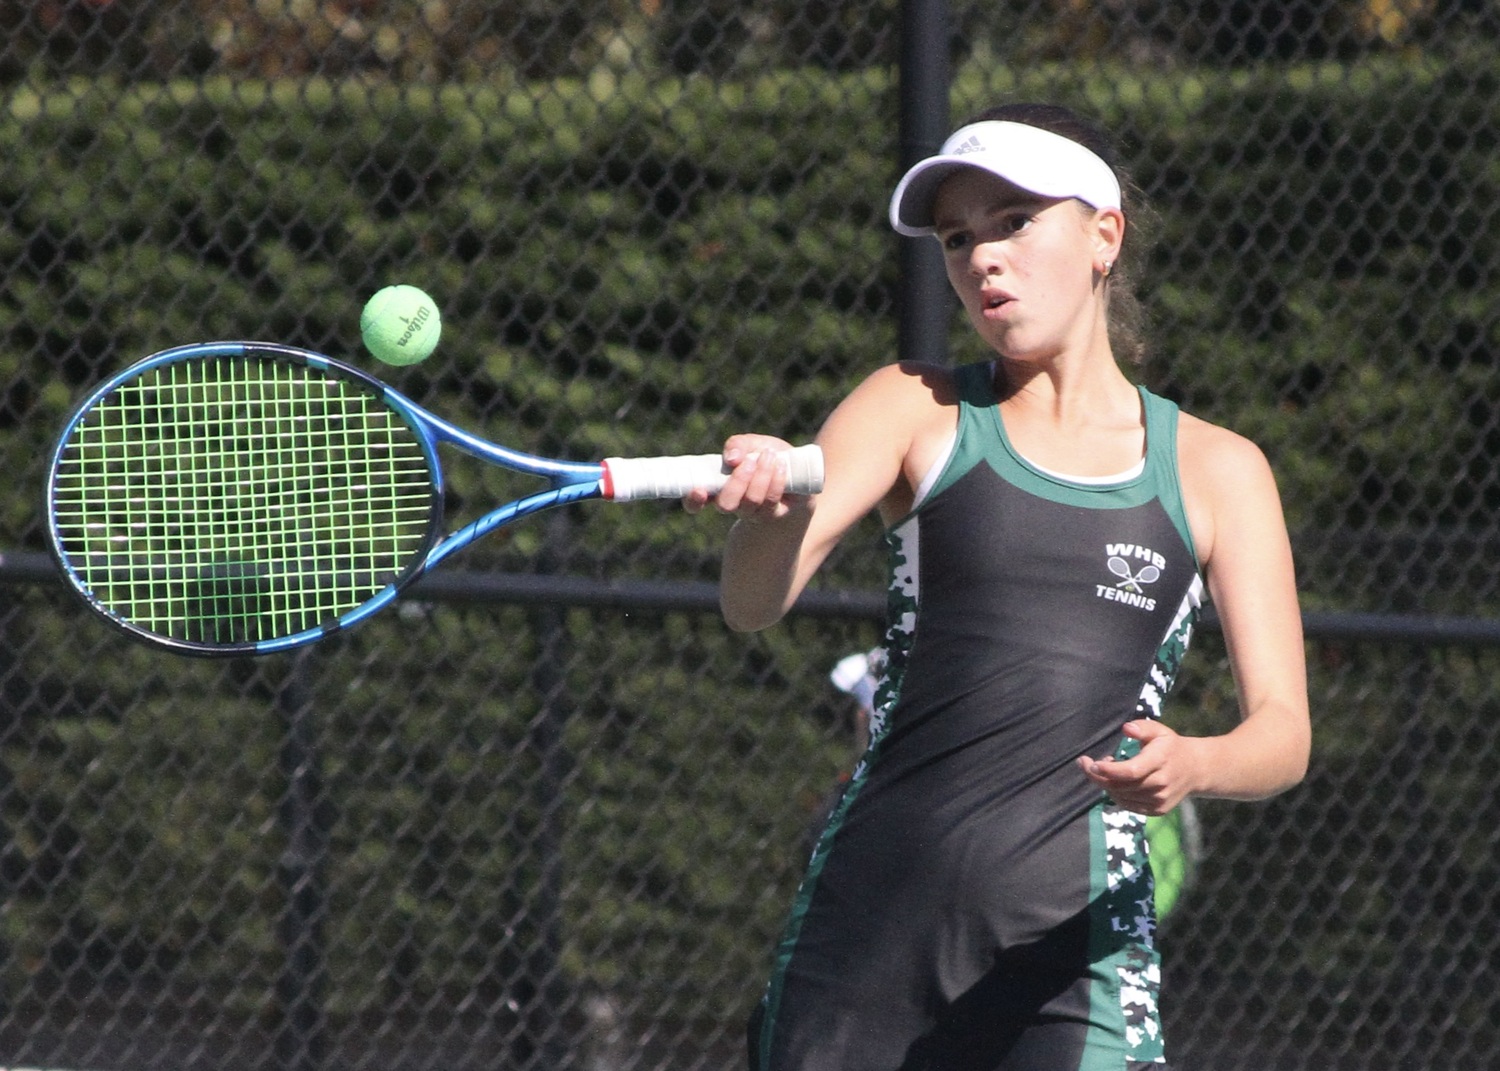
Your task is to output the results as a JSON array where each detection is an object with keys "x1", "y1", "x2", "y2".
[{"x1": 931, "y1": 169, "x2": 1114, "y2": 363}]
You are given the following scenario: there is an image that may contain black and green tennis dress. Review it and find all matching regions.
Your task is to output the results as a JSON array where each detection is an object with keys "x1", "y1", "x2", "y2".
[{"x1": 750, "y1": 363, "x2": 1203, "y2": 1071}]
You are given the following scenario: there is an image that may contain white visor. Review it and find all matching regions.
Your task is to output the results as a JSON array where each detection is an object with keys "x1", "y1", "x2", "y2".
[{"x1": 889, "y1": 120, "x2": 1122, "y2": 236}]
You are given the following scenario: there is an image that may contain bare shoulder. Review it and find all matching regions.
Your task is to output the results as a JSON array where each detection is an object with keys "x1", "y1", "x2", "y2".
[
  {"x1": 856, "y1": 360, "x2": 962, "y2": 405},
  {"x1": 830, "y1": 360, "x2": 961, "y2": 445},
  {"x1": 1175, "y1": 411, "x2": 1288, "y2": 566},
  {"x1": 1176, "y1": 410, "x2": 1275, "y2": 484},
  {"x1": 823, "y1": 361, "x2": 964, "y2": 522}
]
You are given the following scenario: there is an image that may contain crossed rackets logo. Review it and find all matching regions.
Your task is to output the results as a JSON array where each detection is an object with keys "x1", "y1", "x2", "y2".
[
  {"x1": 1107, "y1": 555, "x2": 1160, "y2": 594},
  {"x1": 1097, "y1": 545, "x2": 1166, "y2": 611}
]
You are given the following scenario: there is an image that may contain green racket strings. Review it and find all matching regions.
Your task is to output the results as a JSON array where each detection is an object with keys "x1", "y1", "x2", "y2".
[{"x1": 52, "y1": 356, "x2": 434, "y2": 645}]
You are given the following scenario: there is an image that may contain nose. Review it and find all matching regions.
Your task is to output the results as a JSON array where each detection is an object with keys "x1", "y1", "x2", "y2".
[{"x1": 967, "y1": 238, "x2": 1005, "y2": 279}]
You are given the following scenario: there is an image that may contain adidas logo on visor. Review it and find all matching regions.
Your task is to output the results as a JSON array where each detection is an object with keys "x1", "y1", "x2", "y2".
[{"x1": 888, "y1": 120, "x2": 1123, "y2": 237}]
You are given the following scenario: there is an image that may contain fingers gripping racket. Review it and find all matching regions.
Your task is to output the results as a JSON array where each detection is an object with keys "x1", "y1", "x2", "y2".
[{"x1": 46, "y1": 342, "x2": 823, "y2": 656}]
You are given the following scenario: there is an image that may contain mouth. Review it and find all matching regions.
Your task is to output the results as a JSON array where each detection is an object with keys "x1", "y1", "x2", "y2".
[{"x1": 980, "y1": 289, "x2": 1013, "y2": 316}]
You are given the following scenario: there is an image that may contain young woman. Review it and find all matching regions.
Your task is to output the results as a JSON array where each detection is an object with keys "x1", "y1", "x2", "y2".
[{"x1": 687, "y1": 102, "x2": 1310, "y2": 1071}]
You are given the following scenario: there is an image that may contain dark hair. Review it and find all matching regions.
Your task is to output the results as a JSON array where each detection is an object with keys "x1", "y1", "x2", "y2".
[{"x1": 964, "y1": 102, "x2": 1155, "y2": 365}]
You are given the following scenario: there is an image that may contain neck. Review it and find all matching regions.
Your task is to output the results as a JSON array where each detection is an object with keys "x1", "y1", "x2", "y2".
[{"x1": 992, "y1": 350, "x2": 1135, "y2": 420}]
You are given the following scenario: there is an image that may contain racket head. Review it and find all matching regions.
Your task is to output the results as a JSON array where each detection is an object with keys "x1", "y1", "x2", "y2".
[
  {"x1": 1146, "y1": 798, "x2": 1202, "y2": 919},
  {"x1": 46, "y1": 342, "x2": 444, "y2": 655}
]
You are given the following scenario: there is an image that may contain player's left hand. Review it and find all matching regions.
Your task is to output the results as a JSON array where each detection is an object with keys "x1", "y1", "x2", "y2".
[{"x1": 1077, "y1": 720, "x2": 1198, "y2": 816}]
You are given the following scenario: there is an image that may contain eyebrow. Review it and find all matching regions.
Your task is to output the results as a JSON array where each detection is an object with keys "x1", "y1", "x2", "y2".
[{"x1": 932, "y1": 193, "x2": 1049, "y2": 234}]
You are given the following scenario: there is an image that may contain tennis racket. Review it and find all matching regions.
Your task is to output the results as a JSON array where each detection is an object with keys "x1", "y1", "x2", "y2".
[{"x1": 46, "y1": 341, "x2": 823, "y2": 657}]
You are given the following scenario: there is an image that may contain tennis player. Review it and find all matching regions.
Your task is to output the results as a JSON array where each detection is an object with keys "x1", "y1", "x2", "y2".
[{"x1": 688, "y1": 102, "x2": 1310, "y2": 1070}]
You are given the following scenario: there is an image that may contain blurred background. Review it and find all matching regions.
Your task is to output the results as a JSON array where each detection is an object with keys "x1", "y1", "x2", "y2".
[{"x1": 1, "y1": 1, "x2": 1498, "y2": 1069}]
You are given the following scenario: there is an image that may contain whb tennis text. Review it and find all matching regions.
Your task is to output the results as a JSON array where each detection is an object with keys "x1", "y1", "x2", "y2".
[{"x1": 1096, "y1": 543, "x2": 1166, "y2": 611}]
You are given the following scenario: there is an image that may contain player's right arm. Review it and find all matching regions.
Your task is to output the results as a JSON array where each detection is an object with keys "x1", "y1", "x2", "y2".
[{"x1": 694, "y1": 362, "x2": 954, "y2": 632}]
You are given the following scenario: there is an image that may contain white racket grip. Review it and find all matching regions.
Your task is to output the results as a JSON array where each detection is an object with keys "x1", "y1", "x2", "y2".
[{"x1": 602, "y1": 444, "x2": 824, "y2": 502}]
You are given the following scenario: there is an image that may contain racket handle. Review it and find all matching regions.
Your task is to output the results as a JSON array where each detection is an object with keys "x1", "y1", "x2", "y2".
[{"x1": 603, "y1": 444, "x2": 824, "y2": 502}]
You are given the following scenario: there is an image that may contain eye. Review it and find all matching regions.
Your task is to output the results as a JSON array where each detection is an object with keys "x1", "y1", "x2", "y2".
[
  {"x1": 941, "y1": 230, "x2": 971, "y2": 252},
  {"x1": 1001, "y1": 213, "x2": 1034, "y2": 235}
]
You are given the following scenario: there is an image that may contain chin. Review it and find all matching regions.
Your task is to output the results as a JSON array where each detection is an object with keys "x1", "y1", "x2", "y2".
[{"x1": 994, "y1": 343, "x2": 1057, "y2": 366}]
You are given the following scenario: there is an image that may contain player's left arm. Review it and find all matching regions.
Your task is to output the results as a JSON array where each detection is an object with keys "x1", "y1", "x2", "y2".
[{"x1": 1080, "y1": 418, "x2": 1310, "y2": 814}]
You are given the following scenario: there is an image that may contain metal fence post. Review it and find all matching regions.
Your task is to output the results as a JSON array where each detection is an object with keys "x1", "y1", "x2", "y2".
[
  {"x1": 515, "y1": 508, "x2": 577, "y2": 1070},
  {"x1": 274, "y1": 648, "x2": 330, "y2": 1071},
  {"x1": 897, "y1": 0, "x2": 953, "y2": 365}
]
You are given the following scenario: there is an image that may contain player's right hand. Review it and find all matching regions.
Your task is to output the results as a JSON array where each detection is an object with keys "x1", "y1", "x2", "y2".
[{"x1": 683, "y1": 434, "x2": 805, "y2": 521}]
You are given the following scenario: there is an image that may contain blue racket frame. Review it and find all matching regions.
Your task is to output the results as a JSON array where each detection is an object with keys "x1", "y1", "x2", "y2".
[{"x1": 48, "y1": 341, "x2": 612, "y2": 656}]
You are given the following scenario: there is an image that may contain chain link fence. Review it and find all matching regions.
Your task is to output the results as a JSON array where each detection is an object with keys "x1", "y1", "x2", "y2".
[{"x1": 2, "y1": 2, "x2": 1498, "y2": 1069}]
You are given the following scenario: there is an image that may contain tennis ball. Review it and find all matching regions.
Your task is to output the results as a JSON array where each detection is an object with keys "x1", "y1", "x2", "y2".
[{"x1": 360, "y1": 285, "x2": 441, "y2": 365}]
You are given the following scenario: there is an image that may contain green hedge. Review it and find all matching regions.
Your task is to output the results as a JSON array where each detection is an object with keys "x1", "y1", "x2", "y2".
[
  {"x1": 5, "y1": 61, "x2": 1499, "y2": 600},
  {"x1": 2, "y1": 55, "x2": 1498, "y2": 1044},
  {"x1": 0, "y1": 73, "x2": 899, "y2": 587}
]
